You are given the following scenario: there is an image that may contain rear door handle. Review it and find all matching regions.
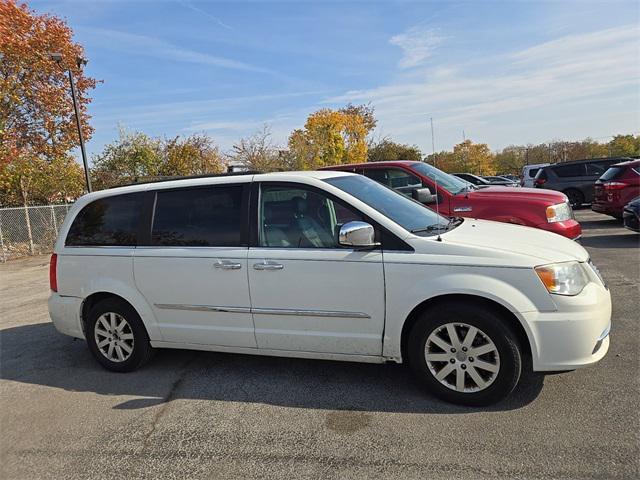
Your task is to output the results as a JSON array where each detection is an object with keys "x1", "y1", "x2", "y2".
[
  {"x1": 253, "y1": 261, "x2": 284, "y2": 271},
  {"x1": 213, "y1": 259, "x2": 242, "y2": 270}
]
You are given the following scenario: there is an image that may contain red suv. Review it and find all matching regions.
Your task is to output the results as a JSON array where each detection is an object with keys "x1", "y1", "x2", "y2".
[
  {"x1": 322, "y1": 161, "x2": 582, "y2": 239},
  {"x1": 591, "y1": 159, "x2": 640, "y2": 218}
]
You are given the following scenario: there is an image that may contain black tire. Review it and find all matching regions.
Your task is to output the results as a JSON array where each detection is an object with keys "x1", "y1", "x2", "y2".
[
  {"x1": 408, "y1": 303, "x2": 522, "y2": 406},
  {"x1": 564, "y1": 189, "x2": 584, "y2": 209},
  {"x1": 85, "y1": 297, "x2": 154, "y2": 372}
]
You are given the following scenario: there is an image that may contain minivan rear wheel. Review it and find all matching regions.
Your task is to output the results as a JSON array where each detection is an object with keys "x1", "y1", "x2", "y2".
[
  {"x1": 86, "y1": 298, "x2": 154, "y2": 372},
  {"x1": 408, "y1": 303, "x2": 522, "y2": 406},
  {"x1": 564, "y1": 189, "x2": 584, "y2": 209}
]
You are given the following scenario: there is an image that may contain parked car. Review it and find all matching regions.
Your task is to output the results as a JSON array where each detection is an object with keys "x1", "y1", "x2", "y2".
[
  {"x1": 49, "y1": 171, "x2": 610, "y2": 406},
  {"x1": 591, "y1": 159, "x2": 640, "y2": 218},
  {"x1": 453, "y1": 173, "x2": 492, "y2": 187},
  {"x1": 323, "y1": 161, "x2": 581, "y2": 239},
  {"x1": 521, "y1": 163, "x2": 549, "y2": 188},
  {"x1": 482, "y1": 175, "x2": 520, "y2": 187},
  {"x1": 622, "y1": 197, "x2": 640, "y2": 232},
  {"x1": 500, "y1": 174, "x2": 520, "y2": 183},
  {"x1": 533, "y1": 158, "x2": 629, "y2": 208}
]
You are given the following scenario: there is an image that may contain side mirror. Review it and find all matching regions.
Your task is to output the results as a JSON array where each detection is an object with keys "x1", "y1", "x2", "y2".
[
  {"x1": 339, "y1": 221, "x2": 380, "y2": 249},
  {"x1": 413, "y1": 187, "x2": 436, "y2": 204}
]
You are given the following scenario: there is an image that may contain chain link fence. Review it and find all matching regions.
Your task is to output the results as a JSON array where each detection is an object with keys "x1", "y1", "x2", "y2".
[{"x1": 0, "y1": 204, "x2": 73, "y2": 262}]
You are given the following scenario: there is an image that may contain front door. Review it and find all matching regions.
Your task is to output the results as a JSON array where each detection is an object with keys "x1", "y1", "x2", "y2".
[
  {"x1": 134, "y1": 183, "x2": 256, "y2": 348},
  {"x1": 248, "y1": 182, "x2": 385, "y2": 355}
]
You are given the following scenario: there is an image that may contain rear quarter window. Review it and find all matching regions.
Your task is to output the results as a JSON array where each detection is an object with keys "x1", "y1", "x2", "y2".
[
  {"x1": 598, "y1": 167, "x2": 625, "y2": 181},
  {"x1": 66, "y1": 193, "x2": 144, "y2": 246}
]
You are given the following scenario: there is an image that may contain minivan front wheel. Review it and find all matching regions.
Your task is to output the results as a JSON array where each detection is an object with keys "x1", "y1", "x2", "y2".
[
  {"x1": 86, "y1": 298, "x2": 153, "y2": 372},
  {"x1": 408, "y1": 304, "x2": 522, "y2": 406}
]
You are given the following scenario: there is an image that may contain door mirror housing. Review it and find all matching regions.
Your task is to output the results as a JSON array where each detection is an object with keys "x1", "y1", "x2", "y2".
[
  {"x1": 339, "y1": 221, "x2": 380, "y2": 249},
  {"x1": 413, "y1": 187, "x2": 436, "y2": 204}
]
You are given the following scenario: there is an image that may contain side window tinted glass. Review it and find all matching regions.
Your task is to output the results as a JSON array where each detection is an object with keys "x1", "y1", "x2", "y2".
[
  {"x1": 586, "y1": 162, "x2": 607, "y2": 176},
  {"x1": 66, "y1": 193, "x2": 143, "y2": 246},
  {"x1": 365, "y1": 168, "x2": 422, "y2": 194},
  {"x1": 555, "y1": 164, "x2": 585, "y2": 177},
  {"x1": 528, "y1": 168, "x2": 539, "y2": 178},
  {"x1": 260, "y1": 185, "x2": 363, "y2": 248},
  {"x1": 152, "y1": 186, "x2": 243, "y2": 246},
  {"x1": 363, "y1": 169, "x2": 389, "y2": 185}
]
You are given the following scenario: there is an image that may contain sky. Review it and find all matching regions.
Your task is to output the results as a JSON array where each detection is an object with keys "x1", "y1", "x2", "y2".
[{"x1": 30, "y1": 0, "x2": 640, "y2": 162}]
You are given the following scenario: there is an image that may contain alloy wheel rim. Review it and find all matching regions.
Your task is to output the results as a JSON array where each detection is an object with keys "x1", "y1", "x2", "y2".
[
  {"x1": 94, "y1": 312, "x2": 134, "y2": 363},
  {"x1": 424, "y1": 322, "x2": 500, "y2": 393}
]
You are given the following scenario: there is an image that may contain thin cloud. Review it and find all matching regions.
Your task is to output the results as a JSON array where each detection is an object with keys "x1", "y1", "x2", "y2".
[
  {"x1": 390, "y1": 26, "x2": 445, "y2": 69},
  {"x1": 329, "y1": 24, "x2": 639, "y2": 147},
  {"x1": 177, "y1": 0, "x2": 233, "y2": 30},
  {"x1": 80, "y1": 27, "x2": 269, "y2": 73}
]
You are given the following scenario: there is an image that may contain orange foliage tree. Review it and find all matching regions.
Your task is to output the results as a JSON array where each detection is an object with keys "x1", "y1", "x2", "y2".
[{"x1": 0, "y1": 0, "x2": 96, "y2": 206}]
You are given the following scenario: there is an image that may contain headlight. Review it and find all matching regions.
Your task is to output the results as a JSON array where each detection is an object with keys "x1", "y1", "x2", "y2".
[
  {"x1": 546, "y1": 202, "x2": 572, "y2": 223},
  {"x1": 535, "y1": 261, "x2": 589, "y2": 295}
]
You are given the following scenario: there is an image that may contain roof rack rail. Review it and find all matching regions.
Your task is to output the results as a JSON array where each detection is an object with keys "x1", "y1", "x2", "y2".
[{"x1": 109, "y1": 170, "x2": 262, "y2": 189}]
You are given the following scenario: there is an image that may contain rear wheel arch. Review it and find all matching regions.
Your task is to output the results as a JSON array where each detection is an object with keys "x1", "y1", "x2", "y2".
[
  {"x1": 82, "y1": 292, "x2": 148, "y2": 338},
  {"x1": 399, "y1": 294, "x2": 532, "y2": 366}
]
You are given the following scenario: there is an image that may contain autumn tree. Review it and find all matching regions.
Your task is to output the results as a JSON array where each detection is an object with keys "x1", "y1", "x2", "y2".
[
  {"x1": 287, "y1": 104, "x2": 377, "y2": 169},
  {"x1": 91, "y1": 128, "x2": 224, "y2": 189},
  {"x1": 0, "y1": 0, "x2": 96, "y2": 206},
  {"x1": 231, "y1": 125, "x2": 284, "y2": 172},
  {"x1": 161, "y1": 133, "x2": 224, "y2": 177},
  {"x1": 368, "y1": 138, "x2": 422, "y2": 162},
  {"x1": 607, "y1": 134, "x2": 640, "y2": 157}
]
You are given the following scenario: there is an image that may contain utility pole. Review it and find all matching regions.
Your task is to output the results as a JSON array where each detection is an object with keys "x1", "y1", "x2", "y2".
[
  {"x1": 429, "y1": 117, "x2": 436, "y2": 167},
  {"x1": 49, "y1": 53, "x2": 92, "y2": 192}
]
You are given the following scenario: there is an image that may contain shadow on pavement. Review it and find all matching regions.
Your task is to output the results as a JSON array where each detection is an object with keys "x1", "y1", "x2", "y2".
[
  {"x1": 578, "y1": 218, "x2": 623, "y2": 230},
  {"x1": 580, "y1": 233, "x2": 639, "y2": 249},
  {"x1": 1, "y1": 322, "x2": 544, "y2": 414}
]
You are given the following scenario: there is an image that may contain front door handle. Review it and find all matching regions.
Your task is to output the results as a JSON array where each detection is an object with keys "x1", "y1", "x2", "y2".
[
  {"x1": 213, "y1": 259, "x2": 242, "y2": 270},
  {"x1": 253, "y1": 261, "x2": 284, "y2": 271}
]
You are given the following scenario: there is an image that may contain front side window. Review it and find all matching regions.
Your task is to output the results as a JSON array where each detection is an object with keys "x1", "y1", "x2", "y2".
[
  {"x1": 66, "y1": 193, "x2": 143, "y2": 246},
  {"x1": 152, "y1": 186, "x2": 243, "y2": 246},
  {"x1": 363, "y1": 168, "x2": 422, "y2": 193},
  {"x1": 586, "y1": 162, "x2": 608, "y2": 176},
  {"x1": 410, "y1": 163, "x2": 469, "y2": 194},
  {"x1": 259, "y1": 184, "x2": 362, "y2": 248}
]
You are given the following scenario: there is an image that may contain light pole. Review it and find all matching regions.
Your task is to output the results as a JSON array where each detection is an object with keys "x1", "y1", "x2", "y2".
[{"x1": 49, "y1": 52, "x2": 92, "y2": 192}]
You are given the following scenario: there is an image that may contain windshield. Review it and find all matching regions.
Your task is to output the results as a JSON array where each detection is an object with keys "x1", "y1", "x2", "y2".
[
  {"x1": 324, "y1": 175, "x2": 450, "y2": 236},
  {"x1": 410, "y1": 162, "x2": 470, "y2": 194}
]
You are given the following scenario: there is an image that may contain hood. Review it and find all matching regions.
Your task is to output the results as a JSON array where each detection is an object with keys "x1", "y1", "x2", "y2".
[
  {"x1": 464, "y1": 186, "x2": 567, "y2": 204},
  {"x1": 409, "y1": 218, "x2": 589, "y2": 266}
]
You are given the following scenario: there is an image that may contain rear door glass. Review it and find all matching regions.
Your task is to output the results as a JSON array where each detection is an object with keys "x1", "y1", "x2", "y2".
[
  {"x1": 554, "y1": 164, "x2": 586, "y2": 177},
  {"x1": 152, "y1": 185, "x2": 244, "y2": 246}
]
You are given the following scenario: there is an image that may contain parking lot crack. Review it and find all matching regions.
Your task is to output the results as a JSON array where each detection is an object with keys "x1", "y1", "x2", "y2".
[{"x1": 139, "y1": 354, "x2": 198, "y2": 450}]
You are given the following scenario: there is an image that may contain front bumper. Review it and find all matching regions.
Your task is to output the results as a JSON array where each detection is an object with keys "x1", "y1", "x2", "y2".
[
  {"x1": 535, "y1": 219, "x2": 582, "y2": 240},
  {"x1": 522, "y1": 282, "x2": 611, "y2": 371},
  {"x1": 48, "y1": 293, "x2": 85, "y2": 339}
]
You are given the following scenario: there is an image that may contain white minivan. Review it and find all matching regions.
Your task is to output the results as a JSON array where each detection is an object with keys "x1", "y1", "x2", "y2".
[{"x1": 48, "y1": 171, "x2": 611, "y2": 405}]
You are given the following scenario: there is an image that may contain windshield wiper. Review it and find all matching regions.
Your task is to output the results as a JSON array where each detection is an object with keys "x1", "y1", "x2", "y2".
[{"x1": 411, "y1": 217, "x2": 464, "y2": 234}]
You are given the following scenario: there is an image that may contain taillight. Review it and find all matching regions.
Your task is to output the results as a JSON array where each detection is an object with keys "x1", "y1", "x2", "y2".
[
  {"x1": 534, "y1": 178, "x2": 546, "y2": 186},
  {"x1": 49, "y1": 254, "x2": 57, "y2": 292},
  {"x1": 603, "y1": 182, "x2": 628, "y2": 190}
]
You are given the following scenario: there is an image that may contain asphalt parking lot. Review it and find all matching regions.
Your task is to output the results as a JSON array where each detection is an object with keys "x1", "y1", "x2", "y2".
[{"x1": 1, "y1": 209, "x2": 638, "y2": 480}]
